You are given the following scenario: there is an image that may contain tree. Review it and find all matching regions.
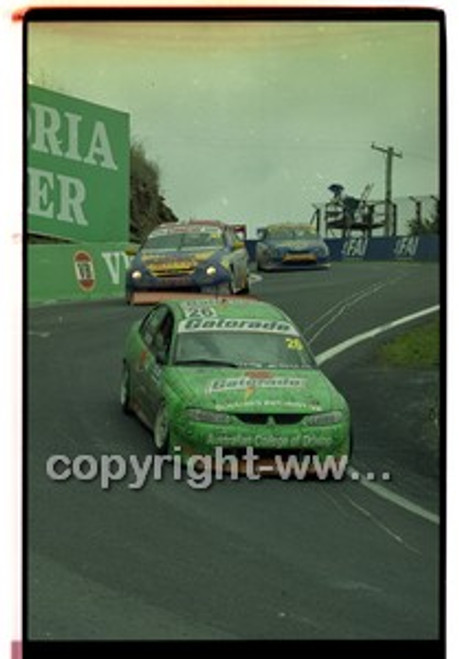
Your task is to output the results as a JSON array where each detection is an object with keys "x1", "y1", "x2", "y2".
[
  {"x1": 407, "y1": 211, "x2": 439, "y2": 236},
  {"x1": 129, "y1": 140, "x2": 179, "y2": 242}
]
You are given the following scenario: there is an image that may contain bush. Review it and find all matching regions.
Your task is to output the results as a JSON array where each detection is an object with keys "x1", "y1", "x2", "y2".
[{"x1": 130, "y1": 140, "x2": 179, "y2": 243}]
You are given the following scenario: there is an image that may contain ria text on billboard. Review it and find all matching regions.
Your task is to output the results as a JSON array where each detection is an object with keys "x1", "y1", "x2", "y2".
[{"x1": 27, "y1": 101, "x2": 118, "y2": 225}]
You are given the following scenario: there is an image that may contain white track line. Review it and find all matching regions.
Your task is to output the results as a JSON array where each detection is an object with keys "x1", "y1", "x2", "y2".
[
  {"x1": 307, "y1": 282, "x2": 385, "y2": 333},
  {"x1": 316, "y1": 304, "x2": 440, "y2": 366},
  {"x1": 347, "y1": 468, "x2": 440, "y2": 525},
  {"x1": 308, "y1": 275, "x2": 407, "y2": 344},
  {"x1": 316, "y1": 304, "x2": 440, "y2": 525}
]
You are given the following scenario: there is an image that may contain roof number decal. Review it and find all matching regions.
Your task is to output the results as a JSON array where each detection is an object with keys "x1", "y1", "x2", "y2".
[{"x1": 180, "y1": 299, "x2": 218, "y2": 318}]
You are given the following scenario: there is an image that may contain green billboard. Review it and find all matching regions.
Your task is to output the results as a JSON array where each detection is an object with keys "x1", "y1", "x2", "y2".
[{"x1": 27, "y1": 85, "x2": 130, "y2": 242}]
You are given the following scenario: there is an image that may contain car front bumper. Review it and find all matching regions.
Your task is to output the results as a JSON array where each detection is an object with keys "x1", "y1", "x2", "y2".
[
  {"x1": 258, "y1": 251, "x2": 330, "y2": 270},
  {"x1": 170, "y1": 414, "x2": 351, "y2": 472},
  {"x1": 126, "y1": 268, "x2": 232, "y2": 297}
]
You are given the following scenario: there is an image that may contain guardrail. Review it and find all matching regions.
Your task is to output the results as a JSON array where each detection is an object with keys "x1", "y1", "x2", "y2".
[{"x1": 245, "y1": 235, "x2": 439, "y2": 262}]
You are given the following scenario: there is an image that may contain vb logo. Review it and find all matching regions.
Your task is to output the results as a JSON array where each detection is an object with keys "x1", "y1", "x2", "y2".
[{"x1": 74, "y1": 251, "x2": 96, "y2": 291}]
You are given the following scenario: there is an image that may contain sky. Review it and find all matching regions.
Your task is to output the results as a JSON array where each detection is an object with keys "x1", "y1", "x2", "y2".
[{"x1": 27, "y1": 18, "x2": 440, "y2": 236}]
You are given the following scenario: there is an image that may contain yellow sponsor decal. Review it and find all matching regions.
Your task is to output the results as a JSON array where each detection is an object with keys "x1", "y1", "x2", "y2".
[
  {"x1": 220, "y1": 256, "x2": 230, "y2": 268},
  {"x1": 193, "y1": 251, "x2": 216, "y2": 262},
  {"x1": 244, "y1": 385, "x2": 256, "y2": 401},
  {"x1": 153, "y1": 260, "x2": 194, "y2": 270},
  {"x1": 146, "y1": 261, "x2": 195, "y2": 276},
  {"x1": 285, "y1": 337, "x2": 304, "y2": 351},
  {"x1": 282, "y1": 253, "x2": 317, "y2": 263}
]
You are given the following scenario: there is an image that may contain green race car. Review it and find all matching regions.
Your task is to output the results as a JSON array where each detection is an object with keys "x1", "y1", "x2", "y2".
[{"x1": 121, "y1": 297, "x2": 351, "y2": 474}]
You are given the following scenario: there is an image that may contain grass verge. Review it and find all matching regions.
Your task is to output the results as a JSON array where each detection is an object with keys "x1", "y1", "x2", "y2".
[
  {"x1": 378, "y1": 315, "x2": 440, "y2": 368},
  {"x1": 377, "y1": 315, "x2": 440, "y2": 455}
]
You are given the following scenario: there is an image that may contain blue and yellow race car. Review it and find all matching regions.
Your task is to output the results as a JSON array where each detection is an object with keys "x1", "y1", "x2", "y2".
[
  {"x1": 125, "y1": 221, "x2": 250, "y2": 304},
  {"x1": 256, "y1": 223, "x2": 330, "y2": 271}
]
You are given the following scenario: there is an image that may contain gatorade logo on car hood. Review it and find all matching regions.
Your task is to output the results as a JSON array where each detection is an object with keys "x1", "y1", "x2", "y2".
[{"x1": 206, "y1": 376, "x2": 307, "y2": 394}]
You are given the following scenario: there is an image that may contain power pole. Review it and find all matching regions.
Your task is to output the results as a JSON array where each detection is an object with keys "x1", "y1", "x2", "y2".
[
  {"x1": 311, "y1": 204, "x2": 322, "y2": 233},
  {"x1": 371, "y1": 143, "x2": 403, "y2": 236},
  {"x1": 409, "y1": 195, "x2": 423, "y2": 234}
]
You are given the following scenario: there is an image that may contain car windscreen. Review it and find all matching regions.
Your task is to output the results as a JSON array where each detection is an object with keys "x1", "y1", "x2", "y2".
[
  {"x1": 174, "y1": 331, "x2": 317, "y2": 370},
  {"x1": 142, "y1": 230, "x2": 224, "y2": 253},
  {"x1": 266, "y1": 227, "x2": 318, "y2": 241}
]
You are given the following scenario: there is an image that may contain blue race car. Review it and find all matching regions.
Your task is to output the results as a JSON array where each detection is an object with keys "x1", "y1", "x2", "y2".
[
  {"x1": 256, "y1": 223, "x2": 330, "y2": 271},
  {"x1": 125, "y1": 221, "x2": 250, "y2": 304}
]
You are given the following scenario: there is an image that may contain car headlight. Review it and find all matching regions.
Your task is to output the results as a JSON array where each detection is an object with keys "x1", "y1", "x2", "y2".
[
  {"x1": 205, "y1": 265, "x2": 217, "y2": 276},
  {"x1": 186, "y1": 408, "x2": 233, "y2": 424},
  {"x1": 131, "y1": 270, "x2": 142, "y2": 280},
  {"x1": 304, "y1": 411, "x2": 343, "y2": 426}
]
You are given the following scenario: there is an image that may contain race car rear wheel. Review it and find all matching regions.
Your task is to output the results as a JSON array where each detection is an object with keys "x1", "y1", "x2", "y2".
[
  {"x1": 228, "y1": 268, "x2": 236, "y2": 294},
  {"x1": 256, "y1": 258, "x2": 265, "y2": 272},
  {"x1": 153, "y1": 402, "x2": 170, "y2": 454},
  {"x1": 121, "y1": 362, "x2": 132, "y2": 415}
]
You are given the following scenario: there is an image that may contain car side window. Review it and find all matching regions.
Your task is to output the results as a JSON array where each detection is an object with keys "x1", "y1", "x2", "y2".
[
  {"x1": 153, "y1": 311, "x2": 175, "y2": 360},
  {"x1": 257, "y1": 229, "x2": 266, "y2": 241},
  {"x1": 139, "y1": 306, "x2": 169, "y2": 350}
]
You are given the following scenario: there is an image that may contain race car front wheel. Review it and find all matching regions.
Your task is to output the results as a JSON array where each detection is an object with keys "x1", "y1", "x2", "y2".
[
  {"x1": 211, "y1": 279, "x2": 234, "y2": 296},
  {"x1": 121, "y1": 362, "x2": 132, "y2": 415},
  {"x1": 153, "y1": 402, "x2": 170, "y2": 454},
  {"x1": 239, "y1": 270, "x2": 250, "y2": 295}
]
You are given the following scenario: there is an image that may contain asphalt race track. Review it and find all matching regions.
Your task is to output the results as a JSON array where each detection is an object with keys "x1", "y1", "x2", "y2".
[{"x1": 27, "y1": 262, "x2": 441, "y2": 640}]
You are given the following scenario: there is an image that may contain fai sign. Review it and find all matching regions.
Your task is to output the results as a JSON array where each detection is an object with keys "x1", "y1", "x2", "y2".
[
  {"x1": 342, "y1": 236, "x2": 368, "y2": 259},
  {"x1": 394, "y1": 236, "x2": 420, "y2": 259},
  {"x1": 27, "y1": 85, "x2": 129, "y2": 242}
]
